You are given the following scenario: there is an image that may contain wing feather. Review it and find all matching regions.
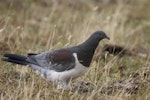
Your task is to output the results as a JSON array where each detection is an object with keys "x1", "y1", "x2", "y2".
[{"x1": 27, "y1": 49, "x2": 75, "y2": 72}]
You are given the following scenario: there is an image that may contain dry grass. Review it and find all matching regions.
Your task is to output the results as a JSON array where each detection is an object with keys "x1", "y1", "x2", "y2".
[{"x1": 0, "y1": 0, "x2": 150, "y2": 100}]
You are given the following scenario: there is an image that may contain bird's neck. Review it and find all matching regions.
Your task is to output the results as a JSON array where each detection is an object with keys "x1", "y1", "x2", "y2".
[
  {"x1": 77, "y1": 38, "x2": 100, "y2": 67},
  {"x1": 80, "y1": 37, "x2": 100, "y2": 52}
]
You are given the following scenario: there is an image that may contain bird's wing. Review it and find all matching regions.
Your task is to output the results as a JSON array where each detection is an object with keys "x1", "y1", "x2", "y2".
[{"x1": 27, "y1": 49, "x2": 76, "y2": 72}]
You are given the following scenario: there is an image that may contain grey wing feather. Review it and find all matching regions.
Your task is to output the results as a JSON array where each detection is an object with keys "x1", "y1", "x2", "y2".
[
  {"x1": 26, "y1": 49, "x2": 76, "y2": 72},
  {"x1": 26, "y1": 51, "x2": 50, "y2": 68},
  {"x1": 50, "y1": 62, "x2": 75, "y2": 72}
]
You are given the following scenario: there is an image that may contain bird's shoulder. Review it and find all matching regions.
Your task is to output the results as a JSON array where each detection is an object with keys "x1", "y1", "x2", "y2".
[{"x1": 46, "y1": 48, "x2": 75, "y2": 63}]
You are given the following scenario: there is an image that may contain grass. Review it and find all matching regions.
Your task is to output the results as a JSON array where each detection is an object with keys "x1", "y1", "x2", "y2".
[{"x1": 0, "y1": 0, "x2": 150, "y2": 100}]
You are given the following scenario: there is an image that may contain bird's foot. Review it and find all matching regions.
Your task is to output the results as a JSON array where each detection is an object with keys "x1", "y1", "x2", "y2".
[{"x1": 57, "y1": 82, "x2": 73, "y2": 91}]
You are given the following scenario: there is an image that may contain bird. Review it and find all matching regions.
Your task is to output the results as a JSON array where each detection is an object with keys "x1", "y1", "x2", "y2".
[{"x1": 2, "y1": 31, "x2": 110, "y2": 90}]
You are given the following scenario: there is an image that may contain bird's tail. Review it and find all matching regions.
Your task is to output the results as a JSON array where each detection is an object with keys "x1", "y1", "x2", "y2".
[{"x1": 2, "y1": 54, "x2": 29, "y2": 65}]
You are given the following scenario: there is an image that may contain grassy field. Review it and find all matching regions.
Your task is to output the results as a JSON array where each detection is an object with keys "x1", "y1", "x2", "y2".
[{"x1": 0, "y1": 0, "x2": 150, "y2": 100}]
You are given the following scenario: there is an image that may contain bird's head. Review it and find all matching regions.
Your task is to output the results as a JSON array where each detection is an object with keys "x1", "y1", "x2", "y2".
[
  {"x1": 92, "y1": 31, "x2": 110, "y2": 40},
  {"x1": 79, "y1": 30, "x2": 110, "y2": 50}
]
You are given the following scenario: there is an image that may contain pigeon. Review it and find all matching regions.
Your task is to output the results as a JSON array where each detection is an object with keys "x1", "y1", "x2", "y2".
[{"x1": 2, "y1": 31, "x2": 109, "y2": 90}]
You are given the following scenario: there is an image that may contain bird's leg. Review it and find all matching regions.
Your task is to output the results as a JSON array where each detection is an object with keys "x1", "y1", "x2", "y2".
[{"x1": 66, "y1": 80, "x2": 73, "y2": 90}]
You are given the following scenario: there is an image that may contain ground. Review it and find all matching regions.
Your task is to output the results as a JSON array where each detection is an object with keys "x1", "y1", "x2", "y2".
[{"x1": 0, "y1": 0, "x2": 150, "y2": 100}]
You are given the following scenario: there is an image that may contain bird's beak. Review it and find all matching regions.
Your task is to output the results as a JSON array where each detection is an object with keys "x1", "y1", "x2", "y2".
[{"x1": 106, "y1": 36, "x2": 110, "y2": 40}]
